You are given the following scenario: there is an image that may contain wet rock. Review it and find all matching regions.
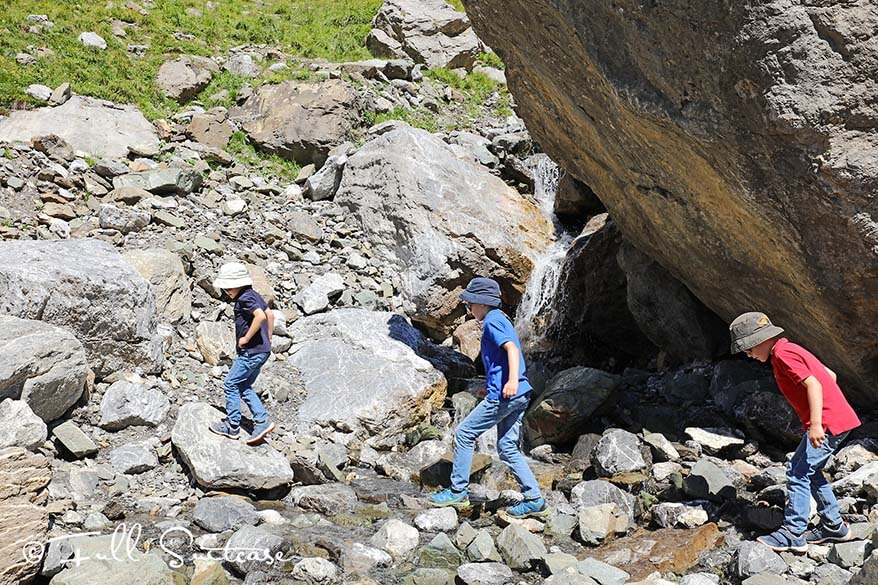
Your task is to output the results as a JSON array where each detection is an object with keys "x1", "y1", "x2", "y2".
[
  {"x1": 194, "y1": 321, "x2": 236, "y2": 365},
  {"x1": 123, "y1": 249, "x2": 191, "y2": 324},
  {"x1": 52, "y1": 421, "x2": 98, "y2": 459},
  {"x1": 109, "y1": 441, "x2": 158, "y2": 474},
  {"x1": 193, "y1": 496, "x2": 259, "y2": 533},
  {"x1": 224, "y1": 525, "x2": 286, "y2": 575},
  {"x1": 370, "y1": 518, "x2": 420, "y2": 560},
  {"x1": 99, "y1": 381, "x2": 170, "y2": 430},
  {"x1": 570, "y1": 480, "x2": 636, "y2": 521},
  {"x1": 414, "y1": 507, "x2": 458, "y2": 532},
  {"x1": 171, "y1": 403, "x2": 294, "y2": 491},
  {"x1": 736, "y1": 541, "x2": 787, "y2": 578},
  {"x1": 287, "y1": 483, "x2": 358, "y2": 515},
  {"x1": 554, "y1": 171, "x2": 605, "y2": 224},
  {"x1": 456, "y1": 562, "x2": 514, "y2": 585},
  {"x1": 113, "y1": 167, "x2": 202, "y2": 195},
  {"x1": 232, "y1": 79, "x2": 358, "y2": 166},
  {"x1": 0, "y1": 96, "x2": 159, "y2": 158},
  {"x1": 496, "y1": 523, "x2": 547, "y2": 569},
  {"x1": 592, "y1": 428, "x2": 648, "y2": 477},
  {"x1": 335, "y1": 124, "x2": 552, "y2": 338},
  {"x1": 683, "y1": 459, "x2": 736, "y2": 502},
  {"x1": 0, "y1": 399, "x2": 46, "y2": 451},
  {"x1": 525, "y1": 367, "x2": 619, "y2": 447},
  {"x1": 157, "y1": 55, "x2": 217, "y2": 102}
]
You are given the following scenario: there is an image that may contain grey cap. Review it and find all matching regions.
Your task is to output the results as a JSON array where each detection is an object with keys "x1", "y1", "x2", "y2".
[{"x1": 729, "y1": 312, "x2": 785, "y2": 353}]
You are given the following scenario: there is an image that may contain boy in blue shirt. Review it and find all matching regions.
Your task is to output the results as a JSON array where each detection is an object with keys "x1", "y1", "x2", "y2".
[
  {"x1": 208, "y1": 262, "x2": 276, "y2": 445},
  {"x1": 430, "y1": 277, "x2": 548, "y2": 518}
]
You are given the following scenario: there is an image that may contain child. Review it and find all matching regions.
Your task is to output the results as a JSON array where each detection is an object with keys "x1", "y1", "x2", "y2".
[
  {"x1": 209, "y1": 262, "x2": 276, "y2": 445},
  {"x1": 730, "y1": 312, "x2": 861, "y2": 552},
  {"x1": 430, "y1": 277, "x2": 548, "y2": 518}
]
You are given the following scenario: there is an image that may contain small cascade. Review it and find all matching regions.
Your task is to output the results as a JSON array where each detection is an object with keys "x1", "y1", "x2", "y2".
[{"x1": 515, "y1": 157, "x2": 575, "y2": 351}]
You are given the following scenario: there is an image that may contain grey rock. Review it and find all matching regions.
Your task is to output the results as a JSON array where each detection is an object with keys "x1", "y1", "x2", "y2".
[
  {"x1": 370, "y1": 518, "x2": 420, "y2": 560},
  {"x1": 570, "y1": 479, "x2": 636, "y2": 520},
  {"x1": 1, "y1": 448, "x2": 50, "y2": 585},
  {"x1": 98, "y1": 203, "x2": 149, "y2": 234},
  {"x1": 292, "y1": 557, "x2": 338, "y2": 582},
  {"x1": 684, "y1": 459, "x2": 737, "y2": 501},
  {"x1": 404, "y1": 568, "x2": 454, "y2": 585},
  {"x1": 287, "y1": 210, "x2": 324, "y2": 242},
  {"x1": 304, "y1": 153, "x2": 346, "y2": 201},
  {"x1": 294, "y1": 273, "x2": 345, "y2": 315},
  {"x1": 680, "y1": 575, "x2": 720, "y2": 585},
  {"x1": 736, "y1": 541, "x2": 787, "y2": 578},
  {"x1": 157, "y1": 55, "x2": 217, "y2": 102},
  {"x1": 113, "y1": 168, "x2": 202, "y2": 195},
  {"x1": 418, "y1": 532, "x2": 462, "y2": 569},
  {"x1": 525, "y1": 367, "x2": 619, "y2": 446},
  {"x1": 812, "y1": 563, "x2": 853, "y2": 585},
  {"x1": 849, "y1": 550, "x2": 878, "y2": 585},
  {"x1": 577, "y1": 503, "x2": 628, "y2": 546},
  {"x1": 496, "y1": 523, "x2": 546, "y2": 570},
  {"x1": 0, "y1": 239, "x2": 162, "y2": 377},
  {"x1": 684, "y1": 427, "x2": 745, "y2": 456},
  {"x1": 0, "y1": 400, "x2": 47, "y2": 451},
  {"x1": 49, "y1": 83, "x2": 72, "y2": 106},
  {"x1": 223, "y1": 53, "x2": 261, "y2": 78},
  {"x1": 828, "y1": 539, "x2": 873, "y2": 569},
  {"x1": 123, "y1": 249, "x2": 192, "y2": 323},
  {"x1": 576, "y1": 557, "x2": 629, "y2": 585},
  {"x1": 414, "y1": 507, "x2": 458, "y2": 532},
  {"x1": 543, "y1": 552, "x2": 578, "y2": 575},
  {"x1": 99, "y1": 381, "x2": 169, "y2": 430},
  {"x1": 194, "y1": 321, "x2": 236, "y2": 366},
  {"x1": 48, "y1": 534, "x2": 183, "y2": 585},
  {"x1": 172, "y1": 403, "x2": 293, "y2": 491},
  {"x1": 25, "y1": 84, "x2": 52, "y2": 102},
  {"x1": 741, "y1": 576, "x2": 789, "y2": 585},
  {"x1": 833, "y1": 461, "x2": 878, "y2": 497},
  {"x1": 287, "y1": 483, "x2": 357, "y2": 515},
  {"x1": 651, "y1": 502, "x2": 709, "y2": 528},
  {"x1": 643, "y1": 432, "x2": 680, "y2": 462},
  {"x1": 466, "y1": 529, "x2": 501, "y2": 562},
  {"x1": 109, "y1": 442, "x2": 158, "y2": 474},
  {"x1": 224, "y1": 525, "x2": 286, "y2": 575},
  {"x1": 343, "y1": 542, "x2": 393, "y2": 574},
  {"x1": 52, "y1": 421, "x2": 98, "y2": 458},
  {"x1": 78, "y1": 31, "x2": 107, "y2": 49},
  {"x1": 193, "y1": 496, "x2": 259, "y2": 533},
  {"x1": 592, "y1": 428, "x2": 647, "y2": 477},
  {"x1": 456, "y1": 562, "x2": 514, "y2": 585},
  {"x1": 335, "y1": 124, "x2": 552, "y2": 338},
  {"x1": 0, "y1": 96, "x2": 159, "y2": 158}
]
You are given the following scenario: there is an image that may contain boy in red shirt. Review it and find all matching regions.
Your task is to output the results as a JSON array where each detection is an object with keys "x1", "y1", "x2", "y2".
[{"x1": 730, "y1": 312, "x2": 861, "y2": 552}]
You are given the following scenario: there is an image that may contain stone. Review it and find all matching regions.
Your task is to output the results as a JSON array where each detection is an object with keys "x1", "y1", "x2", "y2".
[
  {"x1": 171, "y1": 403, "x2": 294, "y2": 490},
  {"x1": 570, "y1": 480, "x2": 636, "y2": 521},
  {"x1": 78, "y1": 31, "x2": 107, "y2": 48},
  {"x1": 740, "y1": 577, "x2": 788, "y2": 585},
  {"x1": 295, "y1": 273, "x2": 345, "y2": 315},
  {"x1": 287, "y1": 483, "x2": 357, "y2": 515},
  {"x1": 736, "y1": 541, "x2": 787, "y2": 578},
  {"x1": 684, "y1": 427, "x2": 745, "y2": 456},
  {"x1": 157, "y1": 56, "x2": 217, "y2": 102},
  {"x1": 543, "y1": 552, "x2": 578, "y2": 575},
  {"x1": 25, "y1": 84, "x2": 52, "y2": 102},
  {"x1": 404, "y1": 568, "x2": 455, "y2": 585},
  {"x1": 812, "y1": 563, "x2": 853, "y2": 585},
  {"x1": 223, "y1": 53, "x2": 261, "y2": 78},
  {"x1": 194, "y1": 321, "x2": 236, "y2": 365},
  {"x1": 224, "y1": 525, "x2": 286, "y2": 575},
  {"x1": 0, "y1": 447, "x2": 50, "y2": 585},
  {"x1": 47, "y1": 534, "x2": 185, "y2": 585},
  {"x1": 124, "y1": 249, "x2": 192, "y2": 323},
  {"x1": 335, "y1": 124, "x2": 553, "y2": 338},
  {"x1": 415, "y1": 507, "x2": 458, "y2": 532},
  {"x1": 496, "y1": 523, "x2": 547, "y2": 569},
  {"x1": 0, "y1": 96, "x2": 159, "y2": 158},
  {"x1": 525, "y1": 367, "x2": 619, "y2": 446},
  {"x1": 828, "y1": 540, "x2": 873, "y2": 569},
  {"x1": 576, "y1": 558, "x2": 630, "y2": 585},
  {"x1": 109, "y1": 442, "x2": 158, "y2": 474},
  {"x1": 231, "y1": 79, "x2": 358, "y2": 166},
  {"x1": 592, "y1": 428, "x2": 647, "y2": 477},
  {"x1": 153, "y1": 210, "x2": 186, "y2": 229},
  {"x1": 98, "y1": 203, "x2": 149, "y2": 234},
  {"x1": 113, "y1": 168, "x2": 202, "y2": 195},
  {"x1": 849, "y1": 551, "x2": 878, "y2": 585},
  {"x1": 191, "y1": 560, "x2": 230, "y2": 585},
  {"x1": 554, "y1": 171, "x2": 605, "y2": 223},
  {"x1": 419, "y1": 532, "x2": 462, "y2": 569},
  {"x1": 287, "y1": 309, "x2": 453, "y2": 447},
  {"x1": 0, "y1": 399, "x2": 46, "y2": 451},
  {"x1": 456, "y1": 562, "x2": 514, "y2": 585},
  {"x1": 369, "y1": 0, "x2": 483, "y2": 70},
  {"x1": 370, "y1": 518, "x2": 420, "y2": 560},
  {"x1": 643, "y1": 433, "x2": 680, "y2": 462},
  {"x1": 651, "y1": 502, "x2": 709, "y2": 529},
  {"x1": 343, "y1": 542, "x2": 393, "y2": 574},
  {"x1": 304, "y1": 153, "x2": 347, "y2": 201},
  {"x1": 188, "y1": 111, "x2": 233, "y2": 149},
  {"x1": 377, "y1": 439, "x2": 447, "y2": 481},
  {"x1": 0, "y1": 239, "x2": 162, "y2": 377},
  {"x1": 99, "y1": 381, "x2": 169, "y2": 430},
  {"x1": 464, "y1": 0, "x2": 878, "y2": 403},
  {"x1": 52, "y1": 421, "x2": 98, "y2": 458},
  {"x1": 683, "y1": 459, "x2": 736, "y2": 502},
  {"x1": 680, "y1": 575, "x2": 720, "y2": 585},
  {"x1": 49, "y1": 83, "x2": 71, "y2": 106},
  {"x1": 292, "y1": 557, "x2": 338, "y2": 582},
  {"x1": 466, "y1": 529, "x2": 501, "y2": 562},
  {"x1": 578, "y1": 504, "x2": 628, "y2": 546},
  {"x1": 286, "y1": 210, "x2": 324, "y2": 242}
]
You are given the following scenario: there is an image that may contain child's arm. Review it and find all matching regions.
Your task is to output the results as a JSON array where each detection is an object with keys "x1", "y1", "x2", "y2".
[
  {"x1": 824, "y1": 365, "x2": 837, "y2": 382},
  {"x1": 266, "y1": 308, "x2": 274, "y2": 344},
  {"x1": 502, "y1": 342, "x2": 520, "y2": 398},
  {"x1": 803, "y1": 375, "x2": 825, "y2": 448},
  {"x1": 239, "y1": 308, "x2": 267, "y2": 348}
]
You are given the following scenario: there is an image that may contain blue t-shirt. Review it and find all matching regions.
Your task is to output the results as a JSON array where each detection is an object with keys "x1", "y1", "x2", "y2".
[
  {"x1": 481, "y1": 309, "x2": 532, "y2": 400},
  {"x1": 233, "y1": 288, "x2": 271, "y2": 355}
]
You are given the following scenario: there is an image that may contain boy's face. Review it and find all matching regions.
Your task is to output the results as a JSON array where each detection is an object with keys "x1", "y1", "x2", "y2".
[
  {"x1": 222, "y1": 286, "x2": 242, "y2": 299},
  {"x1": 465, "y1": 302, "x2": 490, "y2": 321},
  {"x1": 744, "y1": 338, "x2": 774, "y2": 362}
]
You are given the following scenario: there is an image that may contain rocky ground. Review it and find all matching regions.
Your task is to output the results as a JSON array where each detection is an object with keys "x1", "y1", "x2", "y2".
[{"x1": 0, "y1": 1, "x2": 877, "y2": 585}]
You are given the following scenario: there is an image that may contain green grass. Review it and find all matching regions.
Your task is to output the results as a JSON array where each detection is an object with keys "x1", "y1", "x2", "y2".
[
  {"x1": 477, "y1": 51, "x2": 504, "y2": 70},
  {"x1": 0, "y1": 0, "x2": 383, "y2": 118},
  {"x1": 226, "y1": 131, "x2": 301, "y2": 180},
  {"x1": 367, "y1": 107, "x2": 440, "y2": 133},
  {"x1": 447, "y1": 0, "x2": 466, "y2": 11}
]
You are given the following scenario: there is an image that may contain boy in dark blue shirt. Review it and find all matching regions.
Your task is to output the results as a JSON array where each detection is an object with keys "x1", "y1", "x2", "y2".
[
  {"x1": 209, "y1": 262, "x2": 276, "y2": 445},
  {"x1": 430, "y1": 277, "x2": 547, "y2": 518}
]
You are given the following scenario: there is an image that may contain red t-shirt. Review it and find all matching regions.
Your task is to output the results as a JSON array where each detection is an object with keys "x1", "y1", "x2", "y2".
[{"x1": 771, "y1": 338, "x2": 861, "y2": 435}]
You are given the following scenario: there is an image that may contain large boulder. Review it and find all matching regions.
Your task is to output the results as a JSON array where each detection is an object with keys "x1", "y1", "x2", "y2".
[
  {"x1": 231, "y1": 79, "x2": 358, "y2": 167},
  {"x1": 0, "y1": 400, "x2": 47, "y2": 451},
  {"x1": 0, "y1": 95, "x2": 159, "y2": 158},
  {"x1": 0, "y1": 239, "x2": 163, "y2": 377},
  {"x1": 524, "y1": 367, "x2": 619, "y2": 447},
  {"x1": 463, "y1": 0, "x2": 878, "y2": 403},
  {"x1": 335, "y1": 124, "x2": 553, "y2": 338},
  {"x1": 368, "y1": 0, "x2": 483, "y2": 70},
  {"x1": 123, "y1": 249, "x2": 192, "y2": 323},
  {"x1": 0, "y1": 316, "x2": 88, "y2": 422},
  {"x1": 47, "y1": 534, "x2": 185, "y2": 585},
  {"x1": 0, "y1": 447, "x2": 51, "y2": 585},
  {"x1": 287, "y1": 309, "x2": 457, "y2": 447},
  {"x1": 156, "y1": 55, "x2": 218, "y2": 103},
  {"x1": 171, "y1": 402, "x2": 294, "y2": 491}
]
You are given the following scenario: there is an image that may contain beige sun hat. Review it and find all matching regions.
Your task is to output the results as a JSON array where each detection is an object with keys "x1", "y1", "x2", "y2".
[
  {"x1": 729, "y1": 311, "x2": 785, "y2": 353},
  {"x1": 212, "y1": 262, "x2": 252, "y2": 290}
]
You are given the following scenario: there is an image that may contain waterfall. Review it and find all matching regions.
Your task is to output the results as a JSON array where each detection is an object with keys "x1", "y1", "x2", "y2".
[{"x1": 515, "y1": 156, "x2": 574, "y2": 351}]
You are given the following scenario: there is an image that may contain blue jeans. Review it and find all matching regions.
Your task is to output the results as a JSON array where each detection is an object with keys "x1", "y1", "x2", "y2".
[
  {"x1": 784, "y1": 429, "x2": 848, "y2": 534},
  {"x1": 450, "y1": 393, "x2": 541, "y2": 500},
  {"x1": 223, "y1": 352, "x2": 270, "y2": 428}
]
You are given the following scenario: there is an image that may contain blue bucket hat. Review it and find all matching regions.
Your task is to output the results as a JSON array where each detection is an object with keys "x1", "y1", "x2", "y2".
[{"x1": 460, "y1": 277, "x2": 502, "y2": 307}]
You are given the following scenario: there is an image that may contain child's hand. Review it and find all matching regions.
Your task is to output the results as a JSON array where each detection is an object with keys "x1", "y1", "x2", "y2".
[
  {"x1": 502, "y1": 381, "x2": 518, "y2": 399},
  {"x1": 809, "y1": 425, "x2": 826, "y2": 448},
  {"x1": 238, "y1": 337, "x2": 248, "y2": 348}
]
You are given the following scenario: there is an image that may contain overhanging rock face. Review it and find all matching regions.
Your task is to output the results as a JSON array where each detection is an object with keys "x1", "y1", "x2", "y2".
[{"x1": 464, "y1": 0, "x2": 878, "y2": 403}]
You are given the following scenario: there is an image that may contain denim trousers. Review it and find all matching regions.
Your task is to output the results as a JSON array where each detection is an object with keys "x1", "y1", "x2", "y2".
[
  {"x1": 450, "y1": 392, "x2": 542, "y2": 500},
  {"x1": 223, "y1": 352, "x2": 270, "y2": 428},
  {"x1": 784, "y1": 429, "x2": 848, "y2": 534}
]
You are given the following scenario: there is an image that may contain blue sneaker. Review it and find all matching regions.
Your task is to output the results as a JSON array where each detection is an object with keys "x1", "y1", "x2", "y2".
[
  {"x1": 430, "y1": 488, "x2": 469, "y2": 508},
  {"x1": 505, "y1": 497, "x2": 549, "y2": 519},
  {"x1": 246, "y1": 420, "x2": 276, "y2": 445},
  {"x1": 209, "y1": 420, "x2": 240, "y2": 439},
  {"x1": 756, "y1": 526, "x2": 807, "y2": 553},
  {"x1": 804, "y1": 521, "x2": 853, "y2": 544}
]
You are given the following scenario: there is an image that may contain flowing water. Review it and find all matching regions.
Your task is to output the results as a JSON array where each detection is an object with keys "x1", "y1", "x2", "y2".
[{"x1": 515, "y1": 157, "x2": 575, "y2": 352}]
